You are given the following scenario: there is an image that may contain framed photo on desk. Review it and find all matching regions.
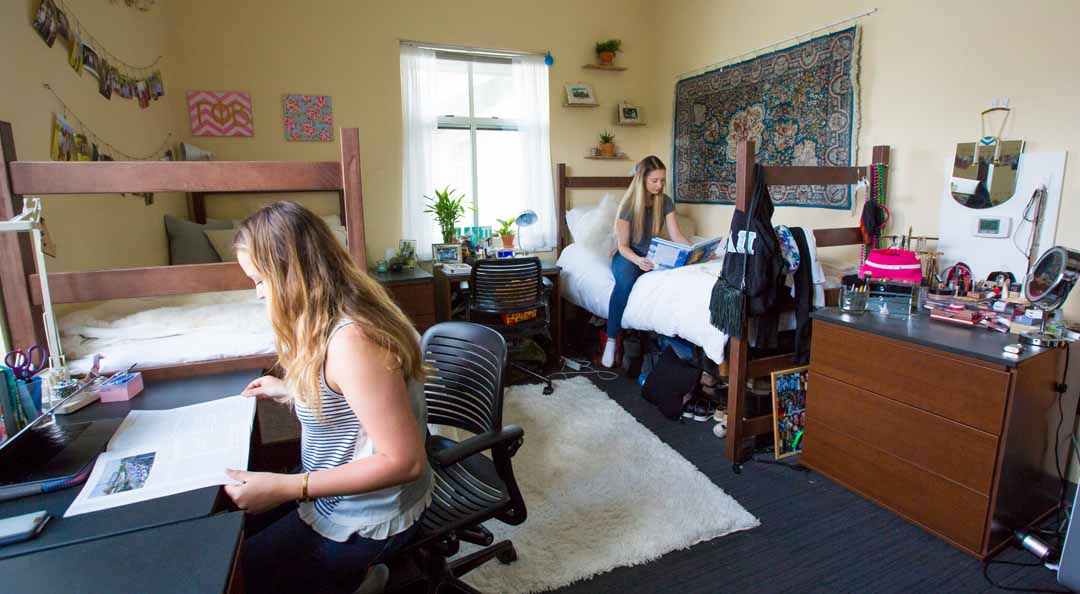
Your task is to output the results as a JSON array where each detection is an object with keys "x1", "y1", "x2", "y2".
[{"x1": 431, "y1": 243, "x2": 462, "y2": 267}]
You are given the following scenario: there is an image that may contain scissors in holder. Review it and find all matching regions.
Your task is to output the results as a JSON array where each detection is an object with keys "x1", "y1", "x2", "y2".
[{"x1": 4, "y1": 345, "x2": 49, "y2": 381}]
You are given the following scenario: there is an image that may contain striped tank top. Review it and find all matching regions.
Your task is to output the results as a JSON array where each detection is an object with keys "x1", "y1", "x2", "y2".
[{"x1": 295, "y1": 320, "x2": 433, "y2": 542}]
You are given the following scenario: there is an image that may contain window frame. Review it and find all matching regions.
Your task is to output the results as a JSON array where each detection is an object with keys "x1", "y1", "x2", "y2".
[{"x1": 434, "y1": 52, "x2": 518, "y2": 230}]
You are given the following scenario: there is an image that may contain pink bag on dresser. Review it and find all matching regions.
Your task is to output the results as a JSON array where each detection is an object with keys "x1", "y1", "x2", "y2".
[{"x1": 860, "y1": 248, "x2": 923, "y2": 284}]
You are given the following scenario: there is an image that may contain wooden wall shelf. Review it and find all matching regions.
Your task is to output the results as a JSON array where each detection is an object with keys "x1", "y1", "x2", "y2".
[
  {"x1": 583, "y1": 64, "x2": 627, "y2": 71},
  {"x1": 616, "y1": 122, "x2": 646, "y2": 127},
  {"x1": 562, "y1": 103, "x2": 598, "y2": 108},
  {"x1": 585, "y1": 154, "x2": 630, "y2": 160}
]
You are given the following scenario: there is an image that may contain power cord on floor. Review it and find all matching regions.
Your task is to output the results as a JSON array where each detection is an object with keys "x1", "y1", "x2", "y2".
[
  {"x1": 981, "y1": 559, "x2": 1069, "y2": 593},
  {"x1": 546, "y1": 357, "x2": 619, "y2": 383}
]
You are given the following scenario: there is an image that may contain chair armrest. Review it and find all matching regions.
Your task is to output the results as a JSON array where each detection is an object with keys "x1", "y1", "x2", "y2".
[{"x1": 431, "y1": 425, "x2": 524, "y2": 467}]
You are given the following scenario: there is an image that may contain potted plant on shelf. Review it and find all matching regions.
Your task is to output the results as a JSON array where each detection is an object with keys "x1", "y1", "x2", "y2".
[
  {"x1": 423, "y1": 186, "x2": 470, "y2": 243},
  {"x1": 598, "y1": 130, "x2": 616, "y2": 157},
  {"x1": 496, "y1": 217, "x2": 517, "y2": 248},
  {"x1": 595, "y1": 39, "x2": 622, "y2": 66}
]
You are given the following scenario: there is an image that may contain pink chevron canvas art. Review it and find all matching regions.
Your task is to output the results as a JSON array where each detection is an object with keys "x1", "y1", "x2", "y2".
[{"x1": 187, "y1": 91, "x2": 254, "y2": 137}]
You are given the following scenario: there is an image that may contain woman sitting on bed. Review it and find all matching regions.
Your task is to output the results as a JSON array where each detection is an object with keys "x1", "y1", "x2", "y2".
[
  {"x1": 601, "y1": 155, "x2": 690, "y2": 368},
  {"x1": 224, "y1": 202, "x2": 432, "y2": 594}
]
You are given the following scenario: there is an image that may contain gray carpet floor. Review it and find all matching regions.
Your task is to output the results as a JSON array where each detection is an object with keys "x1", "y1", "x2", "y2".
[{"x1": 538, "y1": 373, "x2": 1068, "y2": 594}]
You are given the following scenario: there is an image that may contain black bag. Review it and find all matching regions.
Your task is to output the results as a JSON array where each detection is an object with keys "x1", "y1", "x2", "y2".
[{"x1": 642, "y1": 346, "x2": 699, "y2": 420}]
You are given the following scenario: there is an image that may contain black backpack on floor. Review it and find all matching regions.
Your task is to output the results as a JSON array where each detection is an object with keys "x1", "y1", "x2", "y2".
[{"x1": 642, "y1": 346, "x2": 700, "y2": 420}]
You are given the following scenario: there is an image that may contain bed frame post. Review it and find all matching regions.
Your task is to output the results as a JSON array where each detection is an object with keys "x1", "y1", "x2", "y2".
[
  {"x1": 340, "y1": 128, "x2": 367, "y2": 268},
  {"x1": 557, "y1": 163, "x2": 568, "y2": 255},
  {"x1": 0, "y1": 121, "x2": 44, "y2": 351},
  {"x1": 726, "y1": 140, "x2": 755, "y2": 467}
]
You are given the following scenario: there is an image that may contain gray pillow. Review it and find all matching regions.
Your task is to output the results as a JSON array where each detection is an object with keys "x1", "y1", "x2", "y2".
[{"x1": 164, "y1": 215, "x2": 233, "y2": 265}]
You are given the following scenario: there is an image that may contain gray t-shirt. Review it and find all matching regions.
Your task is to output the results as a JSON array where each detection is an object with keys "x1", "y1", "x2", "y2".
[{"x1": 618, "y1": 194, "x2": 675, "y2": 256}]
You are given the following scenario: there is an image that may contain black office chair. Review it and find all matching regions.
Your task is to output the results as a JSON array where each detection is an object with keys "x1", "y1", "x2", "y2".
[
  {"x1": 465, "y1": 257, "x2": 554, "y2": 395},
  {"x1": 387, "y1": 322, "x2": 527, "y2": 594}
]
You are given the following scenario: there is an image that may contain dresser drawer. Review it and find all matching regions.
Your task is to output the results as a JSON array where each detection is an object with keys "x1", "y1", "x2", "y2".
[
  {"x1": 809, "y1": 321, "x2": 1010, "y2": 434},
  {"x1": 807, "y1": 372, "x2": 999, "y2": 494},
  {"x1": 803, "y1": 422, "x2": 989, "y2": 554},
  {"x1": 387, "y1": 281, "x2": 435, "y2": 314}
]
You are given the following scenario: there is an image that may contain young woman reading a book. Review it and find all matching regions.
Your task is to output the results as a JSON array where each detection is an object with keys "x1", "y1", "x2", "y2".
[
  {"x1": 602, "y1": 155, "x2": 690, "y2": 368},
  {"x1": 224, "y1": 202, "x2": 432, "y2": 594}
]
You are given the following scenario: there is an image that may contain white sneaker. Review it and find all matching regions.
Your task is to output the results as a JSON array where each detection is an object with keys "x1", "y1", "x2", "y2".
[
  {"x1": 354, "y1": 564, "x2": 389, "y2": 594},
  {"x1": 713, "y1": 407, "x2": 727, "y2": 423},
  {"x1": 713, "y1": 412, "x2": 728, "y2": 439}
]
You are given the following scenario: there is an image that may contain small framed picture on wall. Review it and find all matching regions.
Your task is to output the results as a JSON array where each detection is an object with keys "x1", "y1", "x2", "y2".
[
  {"x1": 431, "y1": 243, "x2": 463, "y2": 266},
  {"x1": 564, "y1": 83, "x2": 597, "y2": 106},
  {"x1": 618, "y1": 102, "x2": 643, "y2": 124}
]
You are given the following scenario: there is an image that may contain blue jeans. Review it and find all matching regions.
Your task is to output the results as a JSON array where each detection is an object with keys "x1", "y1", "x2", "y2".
[
  {"x1": 242, "y1": 501, "x2": 421, "y2": 594},
  {"x1": 607, "y1": 252, "x2": 644, "y2": 336}
]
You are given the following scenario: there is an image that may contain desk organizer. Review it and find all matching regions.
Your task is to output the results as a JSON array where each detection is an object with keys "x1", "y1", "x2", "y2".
[{"x1": 92, "y1": 371, "x2": 144, "y2": 403}]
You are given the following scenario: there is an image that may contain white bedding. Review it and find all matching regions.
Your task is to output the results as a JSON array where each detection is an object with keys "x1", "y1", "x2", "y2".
[
  {"x1": 60, "y1": 290, "x2": 275, "y2": 375},
  {"x1": 557, "y1": 243, "x2": 733, "y2": 363}
]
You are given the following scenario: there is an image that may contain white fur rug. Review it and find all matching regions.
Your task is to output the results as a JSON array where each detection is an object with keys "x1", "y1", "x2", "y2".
[{"x1": 458, "y1": 377, "x2": 759, "y2": 593}]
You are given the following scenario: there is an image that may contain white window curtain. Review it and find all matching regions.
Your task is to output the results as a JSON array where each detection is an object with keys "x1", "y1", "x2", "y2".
[
  {"x1": 400, "y1": 45, "x2": 439, "y2": 260},
  {"x1": 512, "y1": 54, "x2": 556, "y2": 251}
]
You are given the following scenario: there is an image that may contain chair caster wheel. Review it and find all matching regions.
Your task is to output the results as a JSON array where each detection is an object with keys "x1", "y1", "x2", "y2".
[
  {"x1": 732, "y1": 464, "x2": 742, "y2": 474},
  {"x1": 543, "y1": 385, "x2": 554, "y2": 395},
  {"x1": 497, "y1": 548, "x2": 518, "y2": 564}
]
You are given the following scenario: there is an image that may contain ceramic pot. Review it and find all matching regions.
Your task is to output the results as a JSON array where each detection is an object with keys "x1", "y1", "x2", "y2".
[
  {"x1": 598, "y1": 51, "x2": 615, "y2": 65},
  {"x1": 599, "y1": 143, "x2": 616, "y2": 157},
  {"x1": 500, "y1": 233, "x2": 515, "y2": 248}
]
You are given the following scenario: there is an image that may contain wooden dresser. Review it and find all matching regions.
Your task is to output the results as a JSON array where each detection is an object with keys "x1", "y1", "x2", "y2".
[
  {"x1": 803, "y1": 308, "x2": 1076, "y2": 559},
  {"x1": 370, "y1": 268, "x2": 435, "y2": 332}
]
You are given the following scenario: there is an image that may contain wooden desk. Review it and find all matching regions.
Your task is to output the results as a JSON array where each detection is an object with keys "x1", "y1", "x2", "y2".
[
  {"x1": 370, "y1": 268, "x2": 436, "y2": 332},
  {"x1": 0, "y1": 369, "x2": 258, "y2": 560},
  {"x1": 0, "y1": 512, "x2": 244, "y2": 594},
  {"x1": 803, "y1": 309, "x2": 1075, "y2": 559},
  {"x1": 432, "y1": 262, "x2": 562, "y2": 363}
]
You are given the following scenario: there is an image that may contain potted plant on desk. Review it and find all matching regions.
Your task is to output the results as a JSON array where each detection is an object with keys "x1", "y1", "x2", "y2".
[
  {"x1": 496, "y1": 217, "x2": 517, "y2": 248},
  {"x1": 424, "y1": 186, "x2": 470, "y2": 243}
]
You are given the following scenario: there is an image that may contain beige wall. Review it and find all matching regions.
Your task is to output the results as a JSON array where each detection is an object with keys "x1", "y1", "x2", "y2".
[
  {"x1": 650, "y1": 0, "x2": 1080, "y2": 321},
  {"x1": 163, "y1": 0, "x2": 661, "y2": 262},
  {"x1": 0, "y1": 0, "x2": 186, "y2": 350}
]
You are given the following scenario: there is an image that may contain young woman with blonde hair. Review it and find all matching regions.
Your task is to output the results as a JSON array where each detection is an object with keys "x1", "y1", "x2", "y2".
[
  {"x1": 224, "y1": 201, "x2": 432, "y2": 594},
  {"x1": 601, "y1": 155, "x2": 690, "y2": 367}
]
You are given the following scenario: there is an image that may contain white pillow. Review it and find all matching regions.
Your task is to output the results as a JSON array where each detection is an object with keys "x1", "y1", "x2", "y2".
[
  {"x1": 204, "y1": 228, "x2": 239, "y2": 262},
  {"x1": 565, "y1": 194, "x2": 619, "y2": 257}
]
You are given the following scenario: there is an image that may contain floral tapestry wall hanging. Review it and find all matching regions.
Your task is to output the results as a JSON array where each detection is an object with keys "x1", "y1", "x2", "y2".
[
  {"x1": 283, "y1": 94, "x2": 333, "y2": 142},
  {"x1": 672, "y1": 26, "x2": 861, "y2": 208}
]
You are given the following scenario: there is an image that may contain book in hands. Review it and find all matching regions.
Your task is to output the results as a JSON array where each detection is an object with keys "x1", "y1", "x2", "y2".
[{"x1": 646, "y1": 236, "x2": 724, "y2": 270}]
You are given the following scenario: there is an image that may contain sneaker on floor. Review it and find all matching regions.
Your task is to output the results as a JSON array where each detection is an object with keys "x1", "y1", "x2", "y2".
[
  {"x1": 681, "y1": 400, "x2": 696, "y2": 419},
  {"x1": 713, "y1": 407, "x2": 727, "y2": 423},
  {"x1": 690, "y1": 399, "x2": 712, "y2": 422},
  {"x1": 713, "y1": 418, "x2": 728, "y2": 438},
  {"x1": 354, "y1": 564, "x2": 389, "y2": 594}
]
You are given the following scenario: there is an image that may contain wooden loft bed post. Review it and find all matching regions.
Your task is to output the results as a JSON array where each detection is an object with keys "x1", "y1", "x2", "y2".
[
  {"x1": 725, "y1": 140, "x2": 891, "y2": 468},
  {"x1": 0, "y1": 121, "x2": 43, "y2": 350}
]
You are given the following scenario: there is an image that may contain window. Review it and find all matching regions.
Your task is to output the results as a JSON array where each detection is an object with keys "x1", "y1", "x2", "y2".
[
  {"x1": 400, "y1": 43, "x2": 554, "y2": 259},
  {"x1": 432, "y1": 54, "x2": 523, "y2": 232}
]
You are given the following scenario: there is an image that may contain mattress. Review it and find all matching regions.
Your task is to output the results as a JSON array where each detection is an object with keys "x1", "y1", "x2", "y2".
[{"x1": 59, "y1": 290, "x2": 275, "y2": 375}]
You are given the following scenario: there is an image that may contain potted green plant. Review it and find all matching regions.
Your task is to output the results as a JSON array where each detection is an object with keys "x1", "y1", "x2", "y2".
[
  {"x1": 423, "y1": 186, "x2": 470, "y2": 243},
  {"x1": 595, "y1": 39, "x2": 622, "y2": 65},
  {"x1": 496, "y1": 217, "x2": 517, "y2": 248},
  {"x1": 598, "y1": 129, "x2": 616, "y2": 157}
]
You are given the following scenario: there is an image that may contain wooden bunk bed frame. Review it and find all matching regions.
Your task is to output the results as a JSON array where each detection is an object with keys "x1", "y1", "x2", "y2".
[
  {"x1": 556, "y1": 140, "x2": 890, "y2": 470},
  {"x1": 0, "y1": 120, "x2": 367, "y2": 381}
]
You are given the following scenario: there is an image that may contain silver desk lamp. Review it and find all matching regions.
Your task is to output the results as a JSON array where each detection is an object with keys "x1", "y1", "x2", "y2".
[
  {"x1": 1020, "y1": 246, "x2": 1080, "y2": 348},
  {"x1": 515, "y1": 209, "x2": 538, "y2": 255}
]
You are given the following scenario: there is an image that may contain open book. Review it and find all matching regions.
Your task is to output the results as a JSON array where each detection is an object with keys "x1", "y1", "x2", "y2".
[
  {"x1": 65, "y1": 396, "x2": 256, "y2": 517},
  {"x1": 646, "y1": 236, "x2": 724, "y2": 270}
]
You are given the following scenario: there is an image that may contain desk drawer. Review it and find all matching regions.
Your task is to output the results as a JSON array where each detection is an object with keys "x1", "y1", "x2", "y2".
[
  {"x1": 807, "y1": 372, "x2": 999, "y2": 495},
  {"x1": 809, "y1": 321, "x2": 1010, "y2": 434},
  {"x1": 803, "y1": 422, "x2": 989, "y2": 554},
  {"x1": 387, "y1": 281, "x2": 435, "y2": 325}
]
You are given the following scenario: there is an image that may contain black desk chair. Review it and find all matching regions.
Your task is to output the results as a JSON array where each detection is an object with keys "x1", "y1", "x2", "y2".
[
  {"x1": 465, "y1": 257, "x2": 554, "y2": 395},
  {"x1": 389, "y1": 322, "x2": 527, "y2": 594}
]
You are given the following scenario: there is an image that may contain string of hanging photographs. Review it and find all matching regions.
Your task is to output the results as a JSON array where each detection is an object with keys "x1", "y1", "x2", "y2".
[{"x1": 32, "y1": 0, "x2": 165, "y2": 109}]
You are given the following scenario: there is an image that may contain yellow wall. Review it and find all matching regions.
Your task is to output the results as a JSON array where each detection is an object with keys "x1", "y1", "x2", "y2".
[
  {"x1": 650, "y1": 0, "x2": 1080, "y2": 321},
  {"x1": 0, "y1": 0, "x2": 186, "y2": 350},
  {"x1": 163, "y1": 0, "x2": 660, "y2": 262}
]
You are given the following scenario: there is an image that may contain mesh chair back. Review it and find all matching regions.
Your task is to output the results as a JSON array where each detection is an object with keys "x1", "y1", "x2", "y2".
[
  {"x1": 470, "y1": 257, "x2": 543, "y2": 314},
  {"x1": 421, "y1": 322, "x2": 507, "y2": 436}
]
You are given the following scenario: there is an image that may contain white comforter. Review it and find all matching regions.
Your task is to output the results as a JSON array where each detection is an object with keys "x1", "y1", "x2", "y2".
[
  {"x1": 59, "y1": 291, "x2": 275, "y2": 375},
  {"x1": 557, "y1": 243, "x2": 731, "y2": 363}
]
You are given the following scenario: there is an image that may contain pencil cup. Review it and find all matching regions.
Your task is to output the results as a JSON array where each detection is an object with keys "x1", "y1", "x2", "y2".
[{"x1": 840, "y1": 286, "x2": 868, "y2": 315}]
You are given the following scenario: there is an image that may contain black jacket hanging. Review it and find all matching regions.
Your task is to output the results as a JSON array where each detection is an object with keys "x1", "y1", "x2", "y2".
[{"x1": 790, "y1": 227, "x2": 814, "y2": 364}]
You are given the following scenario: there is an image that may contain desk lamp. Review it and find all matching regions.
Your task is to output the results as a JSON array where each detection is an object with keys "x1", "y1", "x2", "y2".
[
  {"x1": 515, "y1": 209, "x2": 538, "y2": 255},
  {"x1": 1020, "y1": 246, "x2": 1080, "y2": 348}
]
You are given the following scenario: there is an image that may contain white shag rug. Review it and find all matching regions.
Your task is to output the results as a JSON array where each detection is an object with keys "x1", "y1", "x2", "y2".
[{"x1": 457, "y1": 376, "x2": 759, "y2": 593}]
